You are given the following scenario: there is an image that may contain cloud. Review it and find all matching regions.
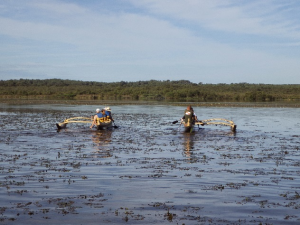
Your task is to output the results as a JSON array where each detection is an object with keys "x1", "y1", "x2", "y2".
[
  {"x1": 128, "y1": 0, "x2": 300, "y2": 40},
  {"x1": 2, "y1": 0, "x2": 299, "y2": 52},
  {"x1": 0, "y1": 2, "x2": 172, "y2": 51},
  {"x1": 0, "y1": 0, "x2": 300, "y2": 84},
  {"x1": 30, "y1": 1, "x2": 87, "y2": 15}
]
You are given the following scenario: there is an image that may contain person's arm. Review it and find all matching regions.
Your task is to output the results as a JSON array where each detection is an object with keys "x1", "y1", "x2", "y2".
[
  {"x1": 90, "y1": 115, "x2": 98, "y2": 128},
  {"x1": 110, "y1": 114, "x2": 114, "y2": 122}
]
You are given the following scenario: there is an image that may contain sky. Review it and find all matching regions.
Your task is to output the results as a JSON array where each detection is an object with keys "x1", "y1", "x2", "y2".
[{"x1": 0, "y1": 0, "x2": 300, "y2": 84}]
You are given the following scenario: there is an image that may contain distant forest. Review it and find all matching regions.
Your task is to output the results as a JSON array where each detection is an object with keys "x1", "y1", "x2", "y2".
[{"x1": 0, "y1": 79, "x2": 300, "y2": 102}]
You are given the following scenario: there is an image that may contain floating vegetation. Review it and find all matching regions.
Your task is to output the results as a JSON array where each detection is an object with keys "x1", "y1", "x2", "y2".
[{"x1": 0, "y1": 104, "x2": 300, "y2": 224}]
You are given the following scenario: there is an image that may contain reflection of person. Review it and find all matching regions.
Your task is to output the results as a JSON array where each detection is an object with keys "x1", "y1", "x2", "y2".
[
  {"x1": 183, "y1": 133, "x2": 195, "y2": 163},
  {"x1": 90, "y1": 108, "x2": 106, "y2": 128},
  {"x1": 91, "y1": 130, "x2": 113, "y2": 158},
  {"x1": 104, "y1": 107, "x2": 114, "y2": 122}
]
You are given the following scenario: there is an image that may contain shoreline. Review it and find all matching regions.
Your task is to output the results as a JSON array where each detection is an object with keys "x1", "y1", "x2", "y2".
[{"x1": 0, "y1": 99, "x2": 300, "y2": 108}]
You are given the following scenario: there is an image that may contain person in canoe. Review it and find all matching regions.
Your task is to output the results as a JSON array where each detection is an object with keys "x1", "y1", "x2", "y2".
[
  {"x1": 181, "y1": 105, "x2": 197, "y2": 125},
  {"x1": 90, "y1": 108, "x2": 107, "y2": 129},
  {"x1": 191, "y1": 106, "x2": 198, "y2": 121},
  {"x1": 104, "y1": 107, "x2": 114, "y2": 122}
]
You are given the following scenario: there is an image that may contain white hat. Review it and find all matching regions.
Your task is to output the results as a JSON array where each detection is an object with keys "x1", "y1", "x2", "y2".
[
  {"x1": 104, "y1": 107, "x2": 111, "y2": 111},
  {"x1": 96, "y1": 108, "x2": 100, "y2": 112}
]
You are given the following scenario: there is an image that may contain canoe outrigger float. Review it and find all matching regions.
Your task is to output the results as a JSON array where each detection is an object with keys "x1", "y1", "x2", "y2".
[
  {"x1": 177, "y1": 118, "x2": 236, "y2": 132},
  {"x1": 56, "y1": 117, "x2": 114, "y2": 130}
]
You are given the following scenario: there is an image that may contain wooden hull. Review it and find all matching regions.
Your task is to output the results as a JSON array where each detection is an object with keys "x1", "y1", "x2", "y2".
[
  {"x1": 183, "y1": 118, "x2": 194, "y2": 133},
  {"x1": 96, "y1": 121, "x2": 113, "y2": 130},
  {"x1": 183, "y1": 124, "x2": 194, "y2": 133}
]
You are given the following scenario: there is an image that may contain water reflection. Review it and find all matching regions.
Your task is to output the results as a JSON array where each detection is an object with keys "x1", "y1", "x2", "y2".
[
  {"x1": 183, "y1": 133, "x2": 195, "y2": 163},
  {"x1": 1, "y1": 104, "x2": 300, "y2": 224},
  {"x1": 91, "y1": 130, "x2": 113, "y2": 158}
]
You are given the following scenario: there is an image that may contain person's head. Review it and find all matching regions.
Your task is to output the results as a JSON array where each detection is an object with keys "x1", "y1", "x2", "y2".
[
  {"x1": 187, "y1": 105, "x2": 191, "y2": 110},
  {"x1": 96, "y1": 108, "x2": 100, "y2": 113},
  {"x1": 101, "y1": 109, "x2": 106, "y2": 114},
  {"x1": 104, "y1": 107, "x2": 111, "y2": 111}
]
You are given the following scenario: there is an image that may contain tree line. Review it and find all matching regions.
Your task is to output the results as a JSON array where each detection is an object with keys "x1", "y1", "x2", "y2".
[{"x1": 0, "y1": 79, "x2": 300, "y2": 101}]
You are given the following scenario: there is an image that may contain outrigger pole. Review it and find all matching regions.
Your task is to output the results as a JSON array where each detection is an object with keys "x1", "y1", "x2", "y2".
[
  {"x1": 56, "y1": 117, "x2": 92, "y2": 129},
  {"x1": 195, "y1": 118, "x2": 237, "y2": 131}
]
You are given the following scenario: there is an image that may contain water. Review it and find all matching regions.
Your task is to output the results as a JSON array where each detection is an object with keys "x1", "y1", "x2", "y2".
[{"x1": 0, "y1": 103, "x2": 300, "y2": 224}]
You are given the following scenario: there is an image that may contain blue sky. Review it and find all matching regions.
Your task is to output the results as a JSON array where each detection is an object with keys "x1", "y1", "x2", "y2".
[{"x1": 1, "y1": 0, "x2": 300, "y2": 84}]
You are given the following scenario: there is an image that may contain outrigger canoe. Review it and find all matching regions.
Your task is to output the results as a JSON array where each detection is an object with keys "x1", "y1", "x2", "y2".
[
  {"x1": 56, "y1": 117, "x2": 114, "y2": 130},
  {"x1": 182, "y1": 118, "x2": 194, "y2": 133},
  {"x1": 177, "y1": 118, "x2": 236, "y2": 132}
]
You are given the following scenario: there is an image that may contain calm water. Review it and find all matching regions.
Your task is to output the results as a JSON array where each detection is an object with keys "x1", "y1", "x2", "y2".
[{"x1": 0, "y1": 103, "x2": 300, "y2": 224}]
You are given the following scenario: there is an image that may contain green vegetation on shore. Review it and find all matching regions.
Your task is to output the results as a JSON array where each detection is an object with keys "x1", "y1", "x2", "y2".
[{"x1": 0, "y1": 79, "x2": 300, "y2": 102}]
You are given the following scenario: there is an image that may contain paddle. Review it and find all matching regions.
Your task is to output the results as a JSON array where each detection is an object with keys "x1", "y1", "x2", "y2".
[
  {"x1": 172, "y1": 119, "x2": 183, "y2": 130},
  {"x1": 178, "y1": 121, "x2": 182, "y2": 130},
  {"x1": 113, "y1": 121, "x2": 119, "y2": 128}
]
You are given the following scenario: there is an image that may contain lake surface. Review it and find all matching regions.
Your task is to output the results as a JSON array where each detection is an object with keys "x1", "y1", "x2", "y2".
[{"x1": 0, "y1": 103, "x2": 300, "y2": 224}]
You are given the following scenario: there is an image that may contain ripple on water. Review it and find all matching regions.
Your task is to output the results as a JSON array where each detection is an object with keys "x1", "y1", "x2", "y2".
[{"x1": 0, "y1": 105, "x2": 300, "y2": 224}]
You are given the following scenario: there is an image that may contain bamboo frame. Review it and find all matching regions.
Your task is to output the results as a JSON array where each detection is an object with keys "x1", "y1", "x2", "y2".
[
  {"x1": 195, "y1": 118, "x2": 236, "y2": 131},
  {"x1": 57, "y1": 117, "x2": 92, "y2": 126}
]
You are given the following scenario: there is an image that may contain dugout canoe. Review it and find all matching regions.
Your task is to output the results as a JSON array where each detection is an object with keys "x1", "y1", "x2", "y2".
[
  {"x1": 176, "y1": 118, "x2": 236, "y2": 132},
  {"x1": 182, "y1": 118, "x2": 194, "y2": 133},
  {"x1": 56, "y1": 117, "x2": 114, "y2": 130},
  {"x1": 96, "y1": 120, "x2": 113, "y2": 130}
]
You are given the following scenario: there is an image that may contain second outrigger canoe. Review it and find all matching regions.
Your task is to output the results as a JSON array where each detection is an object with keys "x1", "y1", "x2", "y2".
[
  {"x1": 182, "y1": 118, "x2": 194, "y2": 133},
  {"x1": 56, "y1": 117, "x2": 114, "y2": 130},
  {"x1": 179, "y1": 118, "x2": 237, "y2": 132}
]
